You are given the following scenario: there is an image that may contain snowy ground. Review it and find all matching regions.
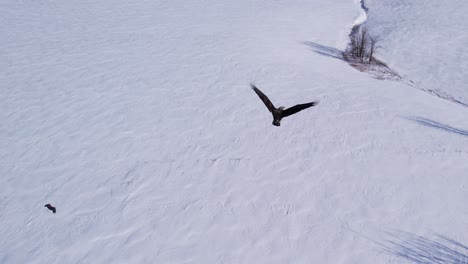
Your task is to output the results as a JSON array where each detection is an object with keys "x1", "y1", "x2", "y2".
[
  {"x1": 1, "y1": 0, "x2": 468, "y2": 263},
  {"x1": 365, "y1": 0, "x2": 468, "y2": 105}
]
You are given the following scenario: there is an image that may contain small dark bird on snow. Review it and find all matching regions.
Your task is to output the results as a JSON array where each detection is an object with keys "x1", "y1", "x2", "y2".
[
  {"x1": 45, "y1": 204, "x2": 56, "y2": 214},
  {"x1": 250, "y1": 84, "x2": 318, "y2": 126}
]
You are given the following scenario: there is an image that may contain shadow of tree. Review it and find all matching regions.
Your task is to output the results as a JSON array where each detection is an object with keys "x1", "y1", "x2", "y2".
[
  {"x1": 302, "y1": 41, "x2": 344, "y2": 61},
  {"x1": 404, "y1": 116, "x2": 468, "y2": 137},
  {"x1": 381, "y1": 231, "x2": 468, "y2": 264}
]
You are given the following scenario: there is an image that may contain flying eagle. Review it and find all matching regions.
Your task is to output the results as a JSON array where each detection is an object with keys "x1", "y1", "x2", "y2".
[
  {"x1": 45, "y1": 204, "x2": 56, "y2": 214},
  {"x1": 251, "y1": 84, "x2": 318, "y2": 126}
]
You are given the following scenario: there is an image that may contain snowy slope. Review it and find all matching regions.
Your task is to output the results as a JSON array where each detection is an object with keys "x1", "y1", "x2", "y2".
[
  {"x1": 1, "y1": 0, "x2": 468, "y2": 263},
  {"x1": 365, "y1": 0, "x2": 468, "y2": 104}
]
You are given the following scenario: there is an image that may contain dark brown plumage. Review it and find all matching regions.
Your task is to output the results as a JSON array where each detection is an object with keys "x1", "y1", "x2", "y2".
[
  {"x1": 45, "y1": 204, "x2": 56, "y2": 214},
  {"x1": 250, "y1": 84, "x2": 318, "y2": 126}
]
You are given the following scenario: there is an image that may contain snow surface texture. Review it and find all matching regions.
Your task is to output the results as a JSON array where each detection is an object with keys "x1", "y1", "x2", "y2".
[
  {"x1": 365, "y1": 0, "x2": 468, "y2": 105},
  {"x1": 1, "y1": 0, "x2": 468, "y2": 263}
]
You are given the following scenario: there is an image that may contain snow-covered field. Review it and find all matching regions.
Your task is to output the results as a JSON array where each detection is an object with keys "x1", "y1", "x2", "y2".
[{"x1": 1, "y1": 0, "x2": 467, "y2": 263}]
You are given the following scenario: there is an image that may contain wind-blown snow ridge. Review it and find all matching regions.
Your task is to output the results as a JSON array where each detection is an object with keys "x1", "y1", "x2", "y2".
[{"x1": 352, "y1": 0, "x2": 368, "y2": 27}]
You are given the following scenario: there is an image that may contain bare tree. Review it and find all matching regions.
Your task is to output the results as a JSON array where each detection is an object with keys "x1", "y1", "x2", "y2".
[
  {"x1": 358, "y1": 27, "x2": 368, "y2": 61},
  {"x1": 349, "y1": 28, "x2": 361, "y2": 58},
  {"x1": 368, "y1": 34, "x2": 381, "y2": 64},
  {"x1": 346, "y1": 26, "x2": 382, "y2": 65}
]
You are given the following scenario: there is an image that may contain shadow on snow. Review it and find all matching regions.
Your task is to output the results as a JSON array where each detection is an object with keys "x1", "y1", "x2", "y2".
[
  {"x1": 404, "y1": 116, "x2": 468, "y2": 137},
  {"x1": 381, "y1": 231, "x2": 468, "y2": 264},
  {"x1": 302, "y1": 41, "x2": 344, "y2": 61}
]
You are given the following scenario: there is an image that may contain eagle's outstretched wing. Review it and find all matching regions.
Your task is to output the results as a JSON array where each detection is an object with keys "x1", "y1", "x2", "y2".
[
  {"x1": 282, "y1": 101, "x2": 318, "y2": 118},
  {"x1": 45, "y1": 204, "x2": 56, "y2": 214},
  {"x1": 251, "y1": 84, "x2": 276, "y2": 113}
]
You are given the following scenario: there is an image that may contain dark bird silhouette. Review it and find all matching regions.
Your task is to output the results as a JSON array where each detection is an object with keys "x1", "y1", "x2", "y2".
[
  {"x1": 45, "y1": 204, "x2": 56, "y2": 214},
  {"x1": 250, "y1": 84, "x2": 318, "y2": 126}
]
